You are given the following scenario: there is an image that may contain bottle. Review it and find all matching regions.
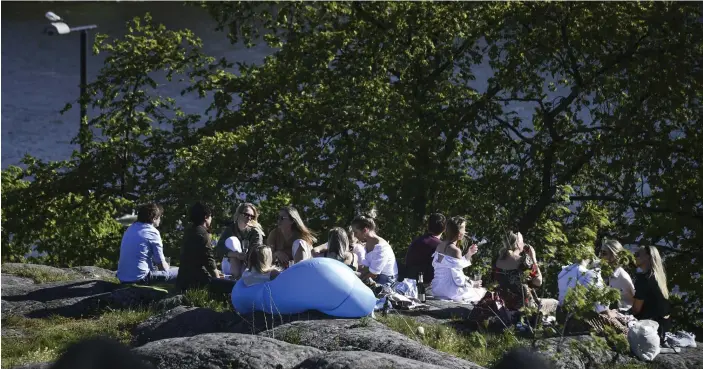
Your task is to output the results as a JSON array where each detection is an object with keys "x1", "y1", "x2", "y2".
[
  {"x1": 418, "y1": 272, "x2": 426, "y2": 303},
  {"x1": 382, "y1": 297, "x2": 391, "y2": 316}
]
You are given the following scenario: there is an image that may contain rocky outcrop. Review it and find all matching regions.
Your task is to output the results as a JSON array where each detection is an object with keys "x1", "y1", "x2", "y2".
[
  {"x1": 296, "y1": 351, "x2": 447, "y2": 369},
  {"x1": 1, "y1": 279, "x2": 169, "y2": 318},
  {"x1": 133, "y1": 333, "x2": 459, "y2": 369},
  {"x1": 535, "y1": 335, "x2": 703, "y2": 369},
  {"x1": 262, "y1": 319, "x2": 484, "y2": 369},
  {"x1": 1, "y1": 274, "x2": 35, "y2": 286},
  {"x1": 133, "y1": 306, "x2": 239, "y2": 346},
  {"x1": 134, "y1": 333, "x2": 322, "y2": 369},
  {"x1": 1, "y1": 263, "x2": 115, "y2": 283}
]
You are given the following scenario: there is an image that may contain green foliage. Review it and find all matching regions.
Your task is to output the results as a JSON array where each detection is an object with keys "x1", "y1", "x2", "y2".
[
  {"x1": 0, "y1": 310, "x2": 152, "y2": 369},
  {"x1": 2, "y1": 2, "x2": 702, "y2": 331}
]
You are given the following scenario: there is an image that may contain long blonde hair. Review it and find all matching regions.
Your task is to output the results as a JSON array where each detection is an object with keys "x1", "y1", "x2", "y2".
[
  {"x1": 499, "y1": 231, "x2": 523, "y2": 260},
  {"x1": 642, "y1": 245, "x2": 669, "y2": 300},
  {"x1": 249, "y1": 246, "x2": 274, "y2": 273},
  {"x1": 281, "y1": 206, "x2": 317, "y2": 244},
  {"x1": 234, "y1": 203, "x2": 263, "y2": 233}
]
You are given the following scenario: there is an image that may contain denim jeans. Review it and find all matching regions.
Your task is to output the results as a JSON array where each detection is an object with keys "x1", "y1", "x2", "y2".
[
  {"x1": 376, "y1": 274, "x2": 397, "y2": 287},
  {"x1": 128, "y1": 267, "x2": 178, "y2": 285}
]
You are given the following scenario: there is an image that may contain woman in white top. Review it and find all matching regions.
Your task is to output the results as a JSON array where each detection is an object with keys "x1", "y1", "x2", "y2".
[
  {"x1": 352, "y1": 212, "x2": 398, "y2": 286},
  {"x1": 431, "y1": 216, "x2": 486, "y2": 303},
  {"x1": 273, "y1": 206, "x2": 317, "y2": 266},
  {"x1": 600, "y1": 239, "x2": 635, "y2": 311},
  {"x1": 557, "y1": 259, "x2": 609, "y2": 313}
]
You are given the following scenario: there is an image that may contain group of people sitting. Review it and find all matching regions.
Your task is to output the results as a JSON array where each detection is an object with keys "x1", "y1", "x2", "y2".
[
  {"x1": 116, "y1": 203, "x2": 671, "y2": 340},
  {"x1": 116, "y1": 202, "x2": 400, "y2": 294},
  {"x1": 404, "y1": 213, "x2": 671, "y2": 341}
]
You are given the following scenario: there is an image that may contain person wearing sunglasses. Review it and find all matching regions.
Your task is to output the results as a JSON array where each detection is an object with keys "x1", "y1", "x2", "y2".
[
  {"x1": 216, "y1": 203, "x2": 265, "y2": 279},
  {"x1": 632, "y1": 245, "x2": 671, "y2": 341},
  {"x1": 267, "y1": 206, "x2": 317, "y2": 267}
]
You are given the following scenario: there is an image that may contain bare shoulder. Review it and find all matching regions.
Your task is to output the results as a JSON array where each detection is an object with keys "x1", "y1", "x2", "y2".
[{"x1": 447, "y1": 244, "x2": 462, "y2": 258}]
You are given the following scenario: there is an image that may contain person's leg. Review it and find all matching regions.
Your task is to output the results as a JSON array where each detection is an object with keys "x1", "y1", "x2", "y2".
[
  {"x1": 376, "y1": 274, "x2": 397, "y2": 287},
  {"x1": 208, "y1": 277, "x2": 236, "y2": 295},
  {"x1": 229, "y1": 258, "x2": 243, "y2": 280},
  {"x1": 144, "y1": 268, "x2": 178, "y2": 284}
]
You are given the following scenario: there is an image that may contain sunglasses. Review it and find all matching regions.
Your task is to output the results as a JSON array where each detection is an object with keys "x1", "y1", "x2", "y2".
[
  {"x1": 240, "y1": 213, "x2": 255, "y2": 220},
  {"x1": 278, "y1": 216, "x2": 290, "y2": 221}
]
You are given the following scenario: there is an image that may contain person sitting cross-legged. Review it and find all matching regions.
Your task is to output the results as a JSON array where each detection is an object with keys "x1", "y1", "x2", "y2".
[
  {"x1": 177, "y1": 202, "x2": 235, "y2": 295},
  {"x1": 116, "y1": 203, "x2": 178, "y2": 285}
]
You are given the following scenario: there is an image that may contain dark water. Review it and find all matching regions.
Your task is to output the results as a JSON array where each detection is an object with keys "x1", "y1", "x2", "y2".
[{"x1": 1, "y1": 1, "x2": 272, "y2": 168}]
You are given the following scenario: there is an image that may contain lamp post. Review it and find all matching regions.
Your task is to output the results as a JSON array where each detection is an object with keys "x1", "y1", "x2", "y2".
[{"x1": 43, "y1": 12, "x2": 97, "y2": 154}]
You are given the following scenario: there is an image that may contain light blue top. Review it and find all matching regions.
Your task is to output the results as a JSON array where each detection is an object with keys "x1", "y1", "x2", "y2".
[{"x1": 116, "y1": 222, "x2": 166, "y2": 282}]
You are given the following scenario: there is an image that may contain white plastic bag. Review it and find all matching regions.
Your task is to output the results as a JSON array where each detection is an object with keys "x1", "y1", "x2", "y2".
[
  {"x1": 393, "y1": 278, "x2": 418, "y2": 298},
  {"x1": 628, "y1": 320, "x2": 661, "y2": 361}
]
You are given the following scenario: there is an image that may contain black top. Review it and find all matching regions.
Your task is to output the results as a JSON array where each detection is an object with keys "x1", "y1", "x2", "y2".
[
  {"x1": 404, "y1": 233, "x2": 442, "y2": 283},
  {"x1": 177, "y1": 225, "x2": 218, "y2": 290},
  {"x1": 633, "y1": 272, "x2": 670, "y2": 320}
]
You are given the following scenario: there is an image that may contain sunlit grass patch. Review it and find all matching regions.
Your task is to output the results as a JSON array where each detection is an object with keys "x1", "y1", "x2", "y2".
[{"x1": 1, "y1": 309, "x2": 153, "y2": 368}]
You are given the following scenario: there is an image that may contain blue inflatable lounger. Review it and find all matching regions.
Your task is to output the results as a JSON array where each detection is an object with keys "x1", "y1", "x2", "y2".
[{"x1": 232, "y1": 257, "x2": 376, "y2": 318}]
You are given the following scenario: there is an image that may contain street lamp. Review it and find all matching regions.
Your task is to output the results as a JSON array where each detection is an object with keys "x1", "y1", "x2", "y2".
[{"x1": 43, "y1": 11, "x2": 97, "y2": 154}]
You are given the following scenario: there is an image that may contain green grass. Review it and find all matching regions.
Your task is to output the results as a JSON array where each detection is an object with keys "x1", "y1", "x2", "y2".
[
  {"x1": 1, "y1": 264, "x2": 119, "y2": 284},
  {"x1": 182, "y1": 287, "x2": 231, "y2": 312},
  {"x1": 2, "y1": 265, "x2": 82, "y2": 284},
  {"x1": 377, "y1": 315, "x2": 524, "y2": 367},
  {"x1": 1, "y1": 309, "x2": 153, "y2": 369}
]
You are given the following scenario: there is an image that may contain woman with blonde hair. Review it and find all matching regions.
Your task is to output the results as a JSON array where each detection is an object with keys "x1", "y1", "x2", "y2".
[
  {"x1": 632, "y1": 245, "x2": 671, "y2": 341},
  {"x1": 430, "y1": 216, "x2": 486, "y2": 303},
  {"x1": 494, "y1": 231, "x2": 557, "y2": 315},
  {"x1": 216, "y1": 203, "x2": 265, "y2": 279},
  {"x1": 600, "y1": 239, "x2": 635, "y2": 310},
  {"x1": 241, "y1": 246, "x2": 281, "y2": 286},
  {"x1": 267, "y1": 206, "x2": 317, "y2": 266}
]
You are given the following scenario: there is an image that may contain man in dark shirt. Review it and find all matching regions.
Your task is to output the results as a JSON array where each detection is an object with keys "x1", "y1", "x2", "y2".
[
  {"x1": 177, "y1": 202, "x2": 235, "y2": 294},
  {"x1": 404, "y1": 213, "x2": 446, "y2": 283}
]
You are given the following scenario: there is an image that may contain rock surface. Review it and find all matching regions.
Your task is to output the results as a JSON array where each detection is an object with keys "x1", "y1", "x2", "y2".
[
  {"x1": 1, "y1": 279, "x2": 169, "y2": 318},
  {"x1": 1, "y1": 274, "x2": 35, "y2": 286},
  {"x1": 535, "y1": 335, "x2": 703, "y2": 369},
  {"x1": 133, "y1": 306, "x2": 239, "y2": 346},
  {"x1": 296, "y1": 351, "x2": 447, "y2": 369},
  {"x1": 262, "y1": 319, "x2": 484, "y2": 369},
  {"x1": 134, "y1": 333, "x2": 322, "y2": 369},
  {"x1": 1, "y1": 263, "x2": 115, "y2": 283}
]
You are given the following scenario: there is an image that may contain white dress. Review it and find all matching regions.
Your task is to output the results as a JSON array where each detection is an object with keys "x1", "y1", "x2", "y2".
[
  {"x1": 430, "y1": 252, "x2": 486, "y2": 303},
  {"x1": 609, "y1": 266, "x2": 635, "y2": 310}
]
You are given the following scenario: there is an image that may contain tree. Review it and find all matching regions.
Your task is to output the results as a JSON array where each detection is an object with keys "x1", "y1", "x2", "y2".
[{"x1": 2, "y1": 1, "x2": 701, "y2": 332}]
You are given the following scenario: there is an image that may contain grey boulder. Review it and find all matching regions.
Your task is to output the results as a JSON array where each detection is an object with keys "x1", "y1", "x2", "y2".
[
  {"x1": 261, "y1": 319, "x2": 484, "y2": 369},
  {"x1": 133, "y1": 306, "x2": 239, "y2": 346},
  {"x1": 134, "y1": 333, "x2": 321, "y2": 369}
]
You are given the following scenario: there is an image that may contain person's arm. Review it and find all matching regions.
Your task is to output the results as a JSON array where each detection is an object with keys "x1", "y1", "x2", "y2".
[
  {"x1": 150, "y1": 231, "x2": 169, "y2": 271},
  {"x1": 631, "y1": 299, "x2": 644, "y2": 315},
  {"x1": 214, "y1": 227, "x2": 231, "y2": 258},
  {"x1": 360, "y1": 246, "x2": 384, "y2": 280},
  {"x1": 631, "y1": 275, "x2": 647, "y2": 316},
  {"x1": 198, "y1": 228, "x2": 220, "y2": 279},
  {"x1": 312, "y1": 243, "x2": 329, "y2": 257}
]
